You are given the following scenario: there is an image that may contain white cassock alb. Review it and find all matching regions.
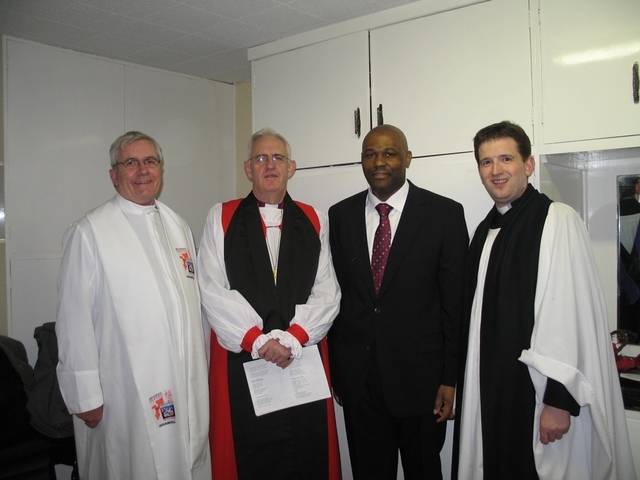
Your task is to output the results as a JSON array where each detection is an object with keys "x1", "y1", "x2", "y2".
[
  {"x1": 56, "y1": 195, "x2": 210, "y2": 480},
  {"x1": 459, "y1": 202, "x2": 636, "y2": 480}
]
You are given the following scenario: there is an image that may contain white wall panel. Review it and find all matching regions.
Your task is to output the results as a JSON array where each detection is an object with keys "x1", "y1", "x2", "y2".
[
  {"x1": 5, "y1": 39, "x2": 123, "y2": 256},
  {"x1": 9, "y1": 258, "x2": 61, "y2": 364},
  {"x1": 407, "y1": 153, "x2": 493, "y2": 237},
  {"x1": 124, "y1": 65, "x2": 236, "y2": 244},
  {"x1": 286, "y1": 164, "x2": 367, "y2": 214}
]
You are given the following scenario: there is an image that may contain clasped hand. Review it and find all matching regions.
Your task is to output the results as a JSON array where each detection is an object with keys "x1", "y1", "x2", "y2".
[{"x1": 258, "y1": 338, "x2": 294, "y2": 369}]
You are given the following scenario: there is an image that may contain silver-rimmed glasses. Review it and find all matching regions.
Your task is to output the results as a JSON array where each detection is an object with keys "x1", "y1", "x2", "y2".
[
  {"x1": 247, "y1": 154, "x2": 288, "y2": 164},
  {"x1": 113, "y1": 157, "x2": 162, "y2": 169}
]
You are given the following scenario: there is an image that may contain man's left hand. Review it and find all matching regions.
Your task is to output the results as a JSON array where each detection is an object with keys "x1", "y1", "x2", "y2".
[
  {"x1": 539, "y1": 404, "x2": 571, "y2": 444},
  {"x1": 433, "y1": 385, "x2": 455, "y2": 423}
]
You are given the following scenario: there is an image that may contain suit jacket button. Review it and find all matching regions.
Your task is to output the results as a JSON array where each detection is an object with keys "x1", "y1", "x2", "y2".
[{"x1": 374, "y1": 308, "x2": 380, "y2": 313}]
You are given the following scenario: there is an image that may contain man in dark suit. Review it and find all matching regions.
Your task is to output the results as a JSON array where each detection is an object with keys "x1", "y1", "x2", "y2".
[{"x1": 328, "y1": 124, "x2": 468, "y2": 479}]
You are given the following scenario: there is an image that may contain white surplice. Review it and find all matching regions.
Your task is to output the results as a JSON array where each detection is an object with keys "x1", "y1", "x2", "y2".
[
  {"x1": 56, "y1": 195, "x2": 210, "y2": 480},
  {"x1": 459, "y1": 203, "x2": 636, "y2": 480},
  {"x1": 197, "y1": 201, "x2": 341, "y2": 358}
]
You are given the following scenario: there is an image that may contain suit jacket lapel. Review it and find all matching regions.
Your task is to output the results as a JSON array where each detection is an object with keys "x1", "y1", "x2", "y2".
[{"x1": 377, "y1": 183, "x2": 427, "y2": 299}]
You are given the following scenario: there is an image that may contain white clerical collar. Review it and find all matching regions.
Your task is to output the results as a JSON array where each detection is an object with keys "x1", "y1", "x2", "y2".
[
  {"x1": 496, "y1": 204, "x2": 511, "y2": 215},
  {"x1": 116, "y1": 194, "x2": 158, "y2": 215},
  {"x1": 366, "y1": 180, "x2": 409, "y2": 213}
]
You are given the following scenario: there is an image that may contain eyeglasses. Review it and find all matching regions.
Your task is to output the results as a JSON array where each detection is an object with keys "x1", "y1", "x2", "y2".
[
  {"x1": 248, "y1": 154, "x2": 288, "y2": 164},
  {"x1": 113, "y1": 157, "x2": 162, "y2": 170}
]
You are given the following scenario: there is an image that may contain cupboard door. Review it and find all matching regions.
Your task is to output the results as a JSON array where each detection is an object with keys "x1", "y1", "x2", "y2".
[
  {"x1": 540, "y1": 0, "x2": 640, "y2": 144},
  {"x1": 252, "y1": 31, "x2": 371, "y2": 169},
  {"x1": 370, "y1": 0, "x2": 533, "y2": 157}
]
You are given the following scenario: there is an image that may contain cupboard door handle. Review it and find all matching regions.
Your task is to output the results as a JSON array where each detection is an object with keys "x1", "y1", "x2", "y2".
[
  {"x1": 633, "y1": 61, "x2": 639, "y2": 105},
  {"x1": 354, "y1": 108, "x2": 361, "y2": 138},
  {"x1": 377, "y1": 104, "x2": 384, "y2": 125}
]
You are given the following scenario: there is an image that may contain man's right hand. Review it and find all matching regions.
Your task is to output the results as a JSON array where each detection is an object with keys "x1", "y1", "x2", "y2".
[{"x1": 77, "y1": 405, "x2": 103, "y2": 429}]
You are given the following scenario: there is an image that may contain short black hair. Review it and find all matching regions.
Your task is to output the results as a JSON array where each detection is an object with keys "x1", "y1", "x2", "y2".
[{"x1": 473, "y1": 121, "x2": 531, "y2": 164}]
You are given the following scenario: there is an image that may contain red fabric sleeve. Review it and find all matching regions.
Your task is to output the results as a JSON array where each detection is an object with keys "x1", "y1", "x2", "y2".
[
  {"x1": 286, "y1": 323, "x2": 310, "y2": 346},
  {"x1": 240, "y1": 326, "x2": 264, "y2": 353}
]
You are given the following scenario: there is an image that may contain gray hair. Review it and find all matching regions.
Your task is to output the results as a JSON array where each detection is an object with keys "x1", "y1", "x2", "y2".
[
  {"x1": 109, "y1": 131, "x2": 164, "y2": 167},
  {"x1": 247, "y1": 128, "x2": 291, "y2": 160}
]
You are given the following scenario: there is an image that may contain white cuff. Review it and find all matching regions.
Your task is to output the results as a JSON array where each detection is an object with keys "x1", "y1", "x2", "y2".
[
  {"x1": 250, "y1": 333, "x2": 270, "y2": 359},
  {"x1": 268, "y1": 329, "x2": 303, "y2": 359}
]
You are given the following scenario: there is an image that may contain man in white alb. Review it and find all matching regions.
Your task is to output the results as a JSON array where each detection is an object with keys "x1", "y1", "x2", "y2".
[{"x1": 56, "y1": 131, "x2": 210, "y2": 480}]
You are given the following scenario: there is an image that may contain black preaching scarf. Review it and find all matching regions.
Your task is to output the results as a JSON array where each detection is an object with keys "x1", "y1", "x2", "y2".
[
  {"x1": 454, "y1": 184, "x2": 552, "y2": 480},
  {"x1": 224, "y1": 191, "x2": 321, "y2": 333}
]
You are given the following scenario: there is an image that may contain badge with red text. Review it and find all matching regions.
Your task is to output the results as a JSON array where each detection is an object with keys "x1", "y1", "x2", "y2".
[
  {"x1": 149, "y1": 390, "x2": 176, "y2": 427},
  {"x1": 176, "y1": 248, "x2": 195, "y2": 279}
]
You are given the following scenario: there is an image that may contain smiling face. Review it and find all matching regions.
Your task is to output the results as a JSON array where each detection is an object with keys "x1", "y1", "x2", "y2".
[
  {"x1": 361, "y1": 126, "x2": 412, "y2": 202},
  {"x1": 477, "y1": 137, "x2": 535, "y2": 208},
  {"x1": 244, "y1": 135, "x2": 296, "y2": 204},
  {"x1": 109, "y1": 139, "x2": 163, "y2": 206}
]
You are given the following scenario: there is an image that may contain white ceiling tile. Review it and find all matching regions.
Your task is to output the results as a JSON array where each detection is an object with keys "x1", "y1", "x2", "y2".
[
  {"x1": 287, "y1": 0, "x2": 382, "y2": 23},
  {"x1": 0, "y1": 2, "x2": 136, "y2": 35},
  {"x1": 181, "y1": 0, "x2": 278, "y2": 21},
  {"x1": 241, "y1": 5, "x2": 326, "y2": 36},
  {"x1": 0, "y1": 9, "x2": 97, "y2": 45},
  {"x1": 80, "y1": 0, "x2": 180, "y2": 19},
  {"x1": 72, "y1": 34, "x2": 150, "y2": 59},
  {"x1": 142, "y1": 4, "x2": 227, "y2": 33},
  {"x1": 124, "y1": 46, "x2": 198, "y2": 68},
  {"x1": 110, "y1": 19, "x2": 186, "y2": 46},
  {"x1": 198, "y1": 20, "x2": 275, "y2": 48},
  {"x1": 161, "y1": 34, "x2": 230, "y2": 57},
  {"x1": 0, "y1": 0, "x2": 421, "y2": 83}
]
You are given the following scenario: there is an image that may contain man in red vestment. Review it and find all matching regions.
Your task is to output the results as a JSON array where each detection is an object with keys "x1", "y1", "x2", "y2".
[{"x1": 197, "y1": 128, "x2": 342, "y2": 479}]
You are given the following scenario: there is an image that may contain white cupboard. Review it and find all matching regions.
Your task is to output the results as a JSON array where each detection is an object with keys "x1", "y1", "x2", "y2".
[
  {"x1": 251, "y1": 0, "x2": 504, "y2": 168},
  {"x1": 370, "y1": 0, "x2": 533, "y2": 157},
  {"x1": 539, "y1": 0, "x2": 640, "y2": 145},
  {"x1": 252, "y1": 32, "x2": 370, "y2": 169}
]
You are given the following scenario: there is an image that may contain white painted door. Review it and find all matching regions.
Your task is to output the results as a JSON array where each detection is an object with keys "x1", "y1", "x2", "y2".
[
  {"x1": 370, "y1": 0, "x2": 533, "y2": 157},
  {"x1": 539, "y1": 0, "x2": 640, "y2": 144},
  {"x1": 252, "y1": 31, "x2": 371, "y2": 169}
]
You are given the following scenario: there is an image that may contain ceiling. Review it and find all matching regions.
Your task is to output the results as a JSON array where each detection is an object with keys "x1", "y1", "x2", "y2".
[{"x1": 0, "y1": 0, "x2": 418, "y2": 84}]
